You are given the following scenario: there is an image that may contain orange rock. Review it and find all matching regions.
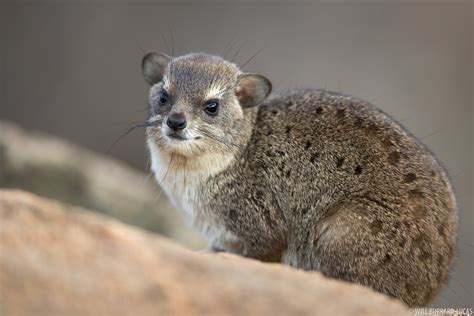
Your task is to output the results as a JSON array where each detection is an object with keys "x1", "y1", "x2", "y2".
[{"x1": 0, "y1": 190, "x2": 408, "y2": 316}]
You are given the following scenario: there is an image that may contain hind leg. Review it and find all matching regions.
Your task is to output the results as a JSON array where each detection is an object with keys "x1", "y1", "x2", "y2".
[{"x1": 290, "y1": 200, "x2": 452, "y2": 306}]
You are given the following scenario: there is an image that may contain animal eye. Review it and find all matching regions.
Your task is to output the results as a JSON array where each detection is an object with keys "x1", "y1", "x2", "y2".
[
  {"x1": 204, "y1": 100, "x2": 219, "y2": 116},
  {"x1": 159, "y1": 91, "x2": 168, "y2": 105}
]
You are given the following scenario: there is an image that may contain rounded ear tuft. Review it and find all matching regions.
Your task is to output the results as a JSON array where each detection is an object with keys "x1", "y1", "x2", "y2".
[
  {"x1": 142, "y1": 52, "x2": 171, "y2": 85},
  {"x1": 235, "y1": 73, "x2": 272, "y2": 108}
]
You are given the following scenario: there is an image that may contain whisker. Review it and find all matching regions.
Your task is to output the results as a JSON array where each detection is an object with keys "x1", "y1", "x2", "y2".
[
  {"x1": 222, "y1": 37, "x2": 238, "y2": 59},
  {"x1": 182, "y1": 157, "x2": 187, "y2": 190},
  {"x1": 160, "y1": 31, "x2": 171, "y2": 56},
  {"x1": 145, "y1": 157, "x2": 151, "y2": 171},
  {"x1": 418, "y1": 128, "x2": 442, "y2": 140},
  {"x1": 161, "y1": 154, "x2": 175, "y2": 185},
  {"x1": 197, "y1": 128, "x2": 244, "y2": 151},
  {"x1": 169, "y1": 28, "x2": 175, "y2": 57},
  {"x1": 231, "y1": 40, "x2": 247, "y2": 63},
  {"x1": 134, "y1": 38, "x2": 146, "y2": 55},
  {"x1": 106, "y1": 119, "x2": 162, "y2": 154},
  {"x1": 241, "y1": 48, "x2": 263, "y2": 69},
  {"x1": 106, "y1": 124, "x2": 143, "y2": 154},
  {"x1": 152, "y1": 189, "x2": 164, "y2": 204}
]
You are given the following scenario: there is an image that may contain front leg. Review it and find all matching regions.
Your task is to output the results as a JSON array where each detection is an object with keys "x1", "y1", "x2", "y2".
[
  {"x1": 198, "y1": 243, "x2": 225, "y2": 253},
  {"x1": 210, "y1": 236, "x2": 246, "y2": 256},
  {"x1": 210, "y1": 237, "x2": 285, "y2": 263}
]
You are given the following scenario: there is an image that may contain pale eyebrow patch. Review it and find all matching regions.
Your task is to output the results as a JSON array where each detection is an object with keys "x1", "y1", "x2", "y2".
[
  {"x1": 162, "y1": 74, "x2": 171, "y2": 90},
  {"x1": 162, "y1": 63, "x2": 173, "y2": 89},
  {"x1": 206, "y1": 84, "x2": 227, "y2": 100}
]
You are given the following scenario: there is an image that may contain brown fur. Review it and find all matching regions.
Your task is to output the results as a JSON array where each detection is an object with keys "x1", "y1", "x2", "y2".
[{"x1": 143, "y1": 52, "x2": 458, "y2": 307}]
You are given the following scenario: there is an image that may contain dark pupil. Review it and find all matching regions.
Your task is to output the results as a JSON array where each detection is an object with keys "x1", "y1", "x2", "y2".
[
  {"x1": 206, "y1": 102, "x2": 218, "y2": 113},
  {"x1": 159, "y1": 92, "x2": 168, "y2": 104}
]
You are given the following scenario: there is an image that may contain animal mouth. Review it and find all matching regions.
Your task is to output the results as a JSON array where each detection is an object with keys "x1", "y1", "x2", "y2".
[
  {"x1": 167, "y1": 132, "x2": 188, "y2": 141},
  {"x1": 165, "y1": 130, "x2": 203, "y2": 144}
]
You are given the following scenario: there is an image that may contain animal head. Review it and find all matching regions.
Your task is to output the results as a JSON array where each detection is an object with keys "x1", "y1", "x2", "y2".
[{"x1": 142, "y1": 52, "x2": 271, "y2": 158}]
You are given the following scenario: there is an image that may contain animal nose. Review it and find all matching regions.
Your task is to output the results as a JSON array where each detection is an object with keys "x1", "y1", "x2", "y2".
[{"x1": 166, "y1": 113, "x2": 187, "y2": 130}]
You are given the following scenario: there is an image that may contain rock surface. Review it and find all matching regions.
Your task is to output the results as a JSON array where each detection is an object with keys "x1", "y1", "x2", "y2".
[
  {"x1": 0, "y1": 190, "x2": 409, "y2": 316},
  {"x1": 0, "y1": 120, "x2": 204, "y2": 248}
]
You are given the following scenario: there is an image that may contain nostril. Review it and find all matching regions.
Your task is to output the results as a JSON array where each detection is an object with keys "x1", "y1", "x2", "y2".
[
  {"x1": 167, "y1": 114, "x2": 187, "y2": 130},
  {"x1": 176, "y1": 120, "x2": 186, "y2": 130}
]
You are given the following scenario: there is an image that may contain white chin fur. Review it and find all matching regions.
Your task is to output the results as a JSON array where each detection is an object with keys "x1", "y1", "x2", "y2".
[{"x1": 156, "y1": 125, "x2": 200, "y2": 155}]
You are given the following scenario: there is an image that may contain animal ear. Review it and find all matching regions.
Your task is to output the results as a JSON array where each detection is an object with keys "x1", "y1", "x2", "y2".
[
  {"x1": 235, "y1": 73, "x2": 272, "y2": 108},
  {"x1": 142, "y1": 52, "x2": 171, "y2": 85}
]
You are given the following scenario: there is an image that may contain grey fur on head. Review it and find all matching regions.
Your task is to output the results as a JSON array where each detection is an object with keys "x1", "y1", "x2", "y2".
[{"x1": 142, "y1": 52, "x2": 458, "y2": 307}]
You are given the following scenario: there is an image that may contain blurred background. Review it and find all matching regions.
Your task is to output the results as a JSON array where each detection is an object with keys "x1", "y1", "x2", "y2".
[{"x1": 0, "y1": 0, "x2": 472, "y2": 308}]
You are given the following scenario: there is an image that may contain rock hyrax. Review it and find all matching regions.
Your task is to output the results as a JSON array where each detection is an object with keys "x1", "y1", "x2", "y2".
[{"x1": 141, "y1": 52, "x2": 457, "y2": 307}]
